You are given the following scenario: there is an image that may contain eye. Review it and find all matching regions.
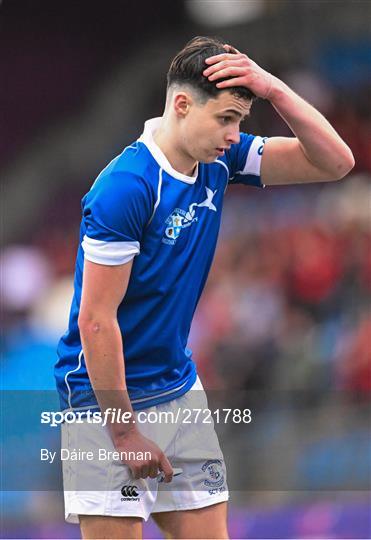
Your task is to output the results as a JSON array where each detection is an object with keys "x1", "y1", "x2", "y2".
[{"x1": 219, "y1": 116, "x2": 232, "y2": 124}]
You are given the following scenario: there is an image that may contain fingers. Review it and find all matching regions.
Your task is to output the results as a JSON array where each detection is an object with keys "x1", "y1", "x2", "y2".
[
  {"x1": 159, "y1": 454, "x2": 173, "y2": 483},
  {"x1": 130, "y1": 465, "x2": 141, "y2": 480},
  {"x1": 130, "y1": 462, "x2": 158, "y2": 480},
  {"x1": 148, "y1": 464, "x2": 158, "y2": 479},
  {"x1": 140, "y1": 464, "x2": 150, "y2": 479},
  {"x1": 214, "y1": 77, "x2": 248, "y2": 89},
  {"x1": 206, "y1": 66, "x2": 247, "y2": 83},
  {"x1": 128, "y1": 460, "x2": 152, "y2": 480},
  {"x1": 203, "y1": 58, "x2": 246, "y2": 78},
  {"x1": 148, "y1": 458, "x2": 159, "y2": 479},
  {"x1": 129, "y1": 453, "x2": 172, "y2": 482},
  {"x1": 205, "y1": 52, "x2": 245, "y2": 65},
  {"x1": 223, "y1": 43, "x2": 241, "y2": 54}
]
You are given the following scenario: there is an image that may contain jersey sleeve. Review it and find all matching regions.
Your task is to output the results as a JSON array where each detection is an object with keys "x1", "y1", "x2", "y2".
[
  {"x1": 225, "y1": 133, "x2": 268, "y2": 188},
  {"x1": 81, "y1": 171, "x2": 154, "y2": 265}
]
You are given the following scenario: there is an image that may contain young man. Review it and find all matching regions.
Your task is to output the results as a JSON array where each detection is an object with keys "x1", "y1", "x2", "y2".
[{"x1": 55, "y1": 36, "x2": 354, "y2": 539}]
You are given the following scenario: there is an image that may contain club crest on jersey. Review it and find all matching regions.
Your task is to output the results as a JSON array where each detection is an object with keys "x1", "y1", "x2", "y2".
[
  {"x1": 162, "y1": 187, "x2": 217, "y2": 245},
  {"x1": 165, "y1": 212, "x2": 184, "y2": 240}
]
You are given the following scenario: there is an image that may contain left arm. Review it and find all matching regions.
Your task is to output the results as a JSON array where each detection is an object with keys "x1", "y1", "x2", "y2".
[{"x1": 204, "y1": 49, "x2": 355, "y2": 185}]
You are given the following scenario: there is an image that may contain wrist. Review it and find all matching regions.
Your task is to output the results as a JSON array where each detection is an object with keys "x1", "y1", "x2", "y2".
[
  {"x1": 110, "y1": 422, "x2": 138, "y2": 445},
  {"x1": 265, "y1": 75, "x2": 288, "y2": 103}
]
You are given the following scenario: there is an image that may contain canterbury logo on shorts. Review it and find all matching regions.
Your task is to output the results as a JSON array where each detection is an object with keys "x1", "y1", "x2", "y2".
[{"x1": 120, "y1": 485, "x2": 140, "y2": 500}]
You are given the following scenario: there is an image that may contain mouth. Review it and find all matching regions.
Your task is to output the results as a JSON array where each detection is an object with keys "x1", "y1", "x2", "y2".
[{"x1": 215, "y1": 147, "x2": 229, "y2": 155}]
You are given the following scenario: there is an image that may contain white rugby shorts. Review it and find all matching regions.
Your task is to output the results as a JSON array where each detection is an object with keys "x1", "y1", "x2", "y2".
[{"x1": 62, "y1": 377, "x2": 229, "y2": 522}]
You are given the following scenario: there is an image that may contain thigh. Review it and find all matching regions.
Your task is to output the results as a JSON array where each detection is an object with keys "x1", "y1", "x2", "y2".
[
  {"x1": 154, "y1": 379, "x2": 229, "y2": 513},
  {"x1": 79, "y1": 514, "x2": 142, "y2": 539},
  {"x1": 152, "y1": 501, "x2": 228, "y2": 539}
]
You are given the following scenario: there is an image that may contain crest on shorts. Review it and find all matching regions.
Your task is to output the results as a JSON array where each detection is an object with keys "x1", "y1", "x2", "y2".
[{"x1": 202, "y1": 459, "x2": 225, "y2": 488}]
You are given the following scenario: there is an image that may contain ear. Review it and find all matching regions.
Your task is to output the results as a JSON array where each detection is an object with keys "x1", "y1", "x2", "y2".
[{"x1": 173, "y1": 92, "x2": 192, "y2": 118}]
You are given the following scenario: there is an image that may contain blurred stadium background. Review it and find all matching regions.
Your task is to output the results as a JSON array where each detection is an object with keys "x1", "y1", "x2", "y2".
[{"x1": 1, "y1": 0, "x2": 370, "y2": 538}]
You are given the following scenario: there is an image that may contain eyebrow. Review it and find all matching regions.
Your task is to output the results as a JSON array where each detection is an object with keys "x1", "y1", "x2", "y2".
[{"x1": 219, "y1": 109, "x2": 250, "y2": 119}]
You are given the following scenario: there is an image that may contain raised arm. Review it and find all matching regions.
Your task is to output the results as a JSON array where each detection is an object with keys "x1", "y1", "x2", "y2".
[
  {"x1": 203, "y1": 48, "x2": 355, "y2": 185},
  {"x1": 78, "y1": 260, "x2": 173, "y2": 482}
]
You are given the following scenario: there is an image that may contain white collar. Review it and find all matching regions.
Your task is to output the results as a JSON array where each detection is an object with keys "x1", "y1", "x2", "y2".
[{"x1": 138, "y1": 117, "x2": 198, "y2": 184}]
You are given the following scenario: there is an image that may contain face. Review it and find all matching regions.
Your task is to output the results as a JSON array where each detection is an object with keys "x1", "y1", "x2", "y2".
[{"x1": 175, "y1": 90, "x2": 252, "y2": 163}]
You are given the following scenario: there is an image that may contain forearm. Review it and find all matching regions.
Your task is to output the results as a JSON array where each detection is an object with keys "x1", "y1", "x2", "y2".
[
  {"x1": 79, "y1": 316, "x2": 173, "y2": 481},
  {"x1": 79, "y1": 316, "x2": 136, "y2": 439},
  {"x1": 268, "y1": 77, "x2": 355, "y2": 178},
  {"x1": 203, "y1": 49, "x2": 355, "y2": 181}
]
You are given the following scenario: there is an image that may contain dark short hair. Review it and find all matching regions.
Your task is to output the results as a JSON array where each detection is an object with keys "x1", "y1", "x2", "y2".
[{"x1": 167, "y1": 36, "x2": 255, "y2": 102}]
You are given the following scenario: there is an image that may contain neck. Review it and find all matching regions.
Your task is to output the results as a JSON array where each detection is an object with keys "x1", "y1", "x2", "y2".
[{"x1": 153, "y1": 121, "x2": 197, "y2": 177}]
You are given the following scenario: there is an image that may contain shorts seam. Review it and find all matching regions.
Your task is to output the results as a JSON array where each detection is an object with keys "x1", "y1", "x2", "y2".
[
  {"x1": 103, "y1": 459, "x2": 114, "y2": 515},
  {"x1": 66, "y1": 510, "x2": 148, "y2": 523},
  {"x1": 153, "y1": 492, "x2": 229, "y2": 513}
]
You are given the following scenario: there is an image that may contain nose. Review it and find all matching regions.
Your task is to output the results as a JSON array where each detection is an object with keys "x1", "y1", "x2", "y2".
[{"x1": 225, "y1": 127, "x2": 240, "y2": 145}]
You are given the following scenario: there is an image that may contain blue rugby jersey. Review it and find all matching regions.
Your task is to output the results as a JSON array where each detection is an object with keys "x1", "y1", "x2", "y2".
[{"x1": 55, "y1": 118, "x2": 267, "y2": 411}]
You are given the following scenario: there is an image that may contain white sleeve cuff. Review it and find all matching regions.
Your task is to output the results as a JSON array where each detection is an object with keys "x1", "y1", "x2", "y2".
[
  {"x1": 81, "y1": 235, "x2": 140, "y2": 266},
  {"x1": 238, "y1": 136, "x2": 267, "y2": 177}
]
